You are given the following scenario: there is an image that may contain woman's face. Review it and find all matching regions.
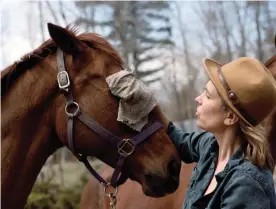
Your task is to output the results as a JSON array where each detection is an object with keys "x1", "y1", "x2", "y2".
[{"x1": 195, "y1": 80, "x2": 227, "y2": 132}]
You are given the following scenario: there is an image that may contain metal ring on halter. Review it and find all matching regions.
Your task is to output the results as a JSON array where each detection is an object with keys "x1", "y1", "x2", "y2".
[
  {"x1": 104, "y1": 183, "x2": 118, "y2": 197},
  {"x1": 65, "y1": 102, "x2": 80, "y2": 117}
]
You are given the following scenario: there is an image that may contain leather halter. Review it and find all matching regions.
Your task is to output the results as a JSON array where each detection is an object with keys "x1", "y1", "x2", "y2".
[{"x1": 56, "y1": 48, "x2": 163, "y2": 188}]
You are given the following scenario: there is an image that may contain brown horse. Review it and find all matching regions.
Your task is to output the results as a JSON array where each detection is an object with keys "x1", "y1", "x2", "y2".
[
  {"x1": 1, "y1": 23, "x2": 181, "y2": 209},
  {"x1": 265, "y1": 55, "x2": 276, "y2": 162},
  {"x1": 80, "y1": 55, "x2": 276, "y2": 209}
]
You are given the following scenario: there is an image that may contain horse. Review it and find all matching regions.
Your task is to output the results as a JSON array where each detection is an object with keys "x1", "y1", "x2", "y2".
[
  {"x1": 1, "y1": 23, "x2": 182, "y2": 209},
  {"x1": 264, "y1": 55, "x2": 276, "y2": 163},
  {"x1": 80, "y1": 55, "x2": 276, "y2": 209}
]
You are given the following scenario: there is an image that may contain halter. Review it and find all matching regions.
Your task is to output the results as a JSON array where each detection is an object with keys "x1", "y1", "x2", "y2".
[{"x1": 56, "y1": 48, "x2": 163, "y2": 206}]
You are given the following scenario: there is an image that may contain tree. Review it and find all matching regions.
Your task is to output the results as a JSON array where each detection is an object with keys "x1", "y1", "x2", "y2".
[
  {"x1": 232, "y1": 1, "x2": 249, "y2": 57},
  {"x1": 247, "y1": 1, "x2": 264, "y2": 61},
  {"x1": 75, "y1": 1, "x2": 173, "y2": 85}
]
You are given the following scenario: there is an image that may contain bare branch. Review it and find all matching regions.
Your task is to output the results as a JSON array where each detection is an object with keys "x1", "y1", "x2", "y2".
[
  {"x1": 218, "y1": 2, "x2": 232, "y2": 61},
  {"x1": 58, "y1": 0, "x2": 68, "y2": 26},
  {"x1": 38, "y1": 1, "x2": 45, "y2": 42},
  {"x1": 45, "y1": 0, "x2": 59, "y2": 25},
  {"x1": 232, "y1": 1, "x2": 247, "y2": 56}
]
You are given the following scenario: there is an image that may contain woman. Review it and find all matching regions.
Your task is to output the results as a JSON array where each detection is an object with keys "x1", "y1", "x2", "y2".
[{"x1": 157, "y1": 57, "x2": 276, "y2": 209}]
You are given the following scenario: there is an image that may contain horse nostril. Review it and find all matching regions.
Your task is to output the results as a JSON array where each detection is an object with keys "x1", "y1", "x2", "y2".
[{"x1": 168, "y1": 159, "x2": 180, "y2": 177}]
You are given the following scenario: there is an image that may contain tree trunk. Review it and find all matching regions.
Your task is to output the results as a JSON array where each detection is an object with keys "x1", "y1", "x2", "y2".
[
  {"x1": 38, "y1": 1, "x2": 45, "y2": 42},
  {"x1": 255, "y1": 2, "x2": 263, "y2": 61}
]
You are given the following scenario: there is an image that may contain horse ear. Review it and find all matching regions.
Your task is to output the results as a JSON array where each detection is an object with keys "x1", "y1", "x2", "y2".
[{"x1": 47, "y1": 23, "x2": 86, "y2": 55}]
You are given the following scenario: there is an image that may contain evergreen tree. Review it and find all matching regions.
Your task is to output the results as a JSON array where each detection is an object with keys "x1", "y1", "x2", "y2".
[{"x1": 75, "y1": 1, "x2": 173, "y2": 85}]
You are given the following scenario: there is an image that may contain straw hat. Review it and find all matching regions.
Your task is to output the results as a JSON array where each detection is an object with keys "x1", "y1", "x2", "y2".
[{"x1": 203, "y1": 57, "x2": 276, "y2": 126}]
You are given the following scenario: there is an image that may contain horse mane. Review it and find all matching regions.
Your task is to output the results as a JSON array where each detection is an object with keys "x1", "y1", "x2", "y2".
[{"x1": 1, "y1": 25, "x2": 123, "y2": 96}]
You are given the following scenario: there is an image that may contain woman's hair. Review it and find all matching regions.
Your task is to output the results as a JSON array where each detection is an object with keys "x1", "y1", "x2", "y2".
[
  {"x1": 221, "y1": 101, "x2": 274, "y2": 172},
  {"x1": 239, "y1": 121, "x2": 274, "y2": 172}
]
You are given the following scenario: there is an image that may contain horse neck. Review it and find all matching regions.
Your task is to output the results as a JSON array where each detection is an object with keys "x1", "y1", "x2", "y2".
[
  {"x1": 268, "y1": 111, "x2": 276, "y2": 162},
  {"x1": 1, "y1": 57, "x2": 61, "y2": 209},
  {"x1": 266, "y1": 57, "x2": 276, "y2": 164}
]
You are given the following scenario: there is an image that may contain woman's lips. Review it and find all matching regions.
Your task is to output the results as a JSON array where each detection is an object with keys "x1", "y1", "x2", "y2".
[{"x1": 195, "y1": 107, "x2": 200, "y2": 116}]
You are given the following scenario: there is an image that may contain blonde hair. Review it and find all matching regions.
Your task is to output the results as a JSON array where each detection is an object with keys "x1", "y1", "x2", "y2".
[
  {"x1": 239, "y1": 121, "x2": 274, "y2": 172},
  {"x1": 221, "y1": 100, "x2": 274, "y2": 172}
]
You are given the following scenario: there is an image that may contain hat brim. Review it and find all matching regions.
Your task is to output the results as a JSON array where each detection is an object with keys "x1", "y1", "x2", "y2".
[{"x1": 203, "y1": 58, "x2": 253, "y2": 127}]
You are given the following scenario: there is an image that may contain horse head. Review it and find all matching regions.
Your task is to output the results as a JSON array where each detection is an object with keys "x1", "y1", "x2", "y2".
[
  {"x1": 1, "y1": 23, "x2": 182, "y2": 209},
  {"x1": 47, "y1": 23, "x2": 181, "y2": 197}
]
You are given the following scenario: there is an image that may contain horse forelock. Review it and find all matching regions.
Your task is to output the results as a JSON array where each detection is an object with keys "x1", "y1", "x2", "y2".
[{"x1": 1, "y1": 25, "x2": 123, "y2": 97}]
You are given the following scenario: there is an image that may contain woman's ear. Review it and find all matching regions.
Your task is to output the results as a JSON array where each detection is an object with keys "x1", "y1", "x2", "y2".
[{"x1": 224, "y1": 110, "x2": 239, "y2": 126}]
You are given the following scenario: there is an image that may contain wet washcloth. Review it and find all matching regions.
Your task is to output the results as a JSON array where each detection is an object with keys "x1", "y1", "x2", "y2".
[{"x1": 106, "y1": 70, "x2": 157, "y2": 131}]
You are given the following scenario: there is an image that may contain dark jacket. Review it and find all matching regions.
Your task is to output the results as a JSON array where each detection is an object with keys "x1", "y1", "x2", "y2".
[{"x1": 167, "y1": 122, "x2": 276, "y2": 209}]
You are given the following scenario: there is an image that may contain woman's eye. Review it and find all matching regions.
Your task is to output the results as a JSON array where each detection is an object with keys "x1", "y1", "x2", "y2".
[{"x1": 204, "y1": 90, "x2": 210, "y2": 99}]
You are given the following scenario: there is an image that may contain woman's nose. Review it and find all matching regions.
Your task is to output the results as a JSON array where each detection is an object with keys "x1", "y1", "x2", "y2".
[{"x1": 195, "y1": 95, "x2": 201, "y2": 104}]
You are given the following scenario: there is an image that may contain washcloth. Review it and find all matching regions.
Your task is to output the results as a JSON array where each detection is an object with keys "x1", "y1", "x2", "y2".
[{"x1": 106, "y1": 70, "x2": 157, "y2": 131}]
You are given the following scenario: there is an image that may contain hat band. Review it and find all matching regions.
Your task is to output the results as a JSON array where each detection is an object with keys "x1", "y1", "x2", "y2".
[{"x1": 217, "y1": 68, "x2": 257, "y2": 126}]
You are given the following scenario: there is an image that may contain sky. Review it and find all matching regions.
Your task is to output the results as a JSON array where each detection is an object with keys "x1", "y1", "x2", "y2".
[
  {"x1": 0, "y1": 0, "x2": 199, "y2": 70},
  {"x1": 0, "y1": 1, "x2": 79, "y2": 69}
]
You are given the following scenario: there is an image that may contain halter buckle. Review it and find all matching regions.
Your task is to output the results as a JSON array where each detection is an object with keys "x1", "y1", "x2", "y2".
[
  {"x1": 118, "y1": 139, "x2": 135, "y2": 156},
  {"x1": 57, "y1": 71, "x2": 70, "y2": 91}
]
